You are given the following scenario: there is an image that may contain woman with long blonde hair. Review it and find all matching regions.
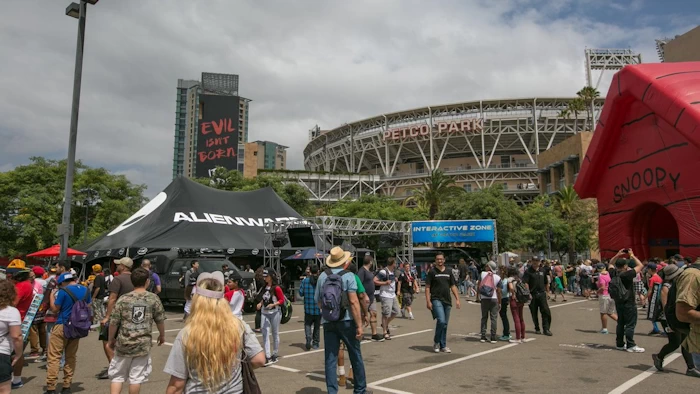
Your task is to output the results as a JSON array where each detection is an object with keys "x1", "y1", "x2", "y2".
[{"x1": 164, "y1": 272, "x2": 265, "y2": 393}]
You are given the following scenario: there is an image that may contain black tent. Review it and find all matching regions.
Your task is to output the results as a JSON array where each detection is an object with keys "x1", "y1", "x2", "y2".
[{"x1": 77, "y1": 177, "x2": 301, "y2": 263}]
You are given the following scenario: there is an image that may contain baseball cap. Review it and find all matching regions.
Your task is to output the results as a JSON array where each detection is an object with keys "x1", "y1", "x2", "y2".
[
  {"x1": 114, "y1": 257, "x2": 134, "y2": 268},
  {"x1": 32, "y1": 266, "x2": 46, "y2": 277},
  {"x1": 647, "y1": 263, "x2": 657, "y2": 271},
  {"x1": 228, "y1": 270, "x2": 242, "y2": 282},
  {"x1": 596, "y1": 263, "x2": 605, "y2": 270},
  {"x1": 262, "y1": 269, "x2": 270, "y2": 277},
  {"x1": 57, "y1": 273, "x2": 75, "y2": 285},
  {"x1": 673, "y1": 254, "x2": 683, "y2": 261},
  {"x1": 487, "y1": 261, "x2": 497, "y2": 271}
]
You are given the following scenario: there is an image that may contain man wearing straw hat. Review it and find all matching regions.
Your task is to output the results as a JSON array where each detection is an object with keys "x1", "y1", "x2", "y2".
[{"x1": 315, "y1": 246, "x2": 366, "y2": 394}]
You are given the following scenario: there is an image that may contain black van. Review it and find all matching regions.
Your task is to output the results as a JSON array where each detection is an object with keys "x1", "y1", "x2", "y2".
[{"x1": 138, "y1": 250, "x2": 255, "y2": 308}]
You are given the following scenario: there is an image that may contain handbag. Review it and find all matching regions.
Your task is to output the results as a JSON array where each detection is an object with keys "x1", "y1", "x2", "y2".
[{"x1": 241, "y1": 334, "x2": 262, "y2": 394}]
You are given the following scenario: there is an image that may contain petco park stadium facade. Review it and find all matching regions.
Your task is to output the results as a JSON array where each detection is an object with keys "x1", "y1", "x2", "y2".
[{"x1": 296, "y1": 97, "x2": 604, "y2": 204}]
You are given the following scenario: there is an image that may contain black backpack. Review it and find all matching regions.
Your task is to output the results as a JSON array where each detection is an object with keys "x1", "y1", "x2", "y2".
[
  {"x1": 514, "y1": 279, "x2": 531, "y2": 303},
  {"x1": 608, "y1": 274, "x2": 628, "y2": 302}
]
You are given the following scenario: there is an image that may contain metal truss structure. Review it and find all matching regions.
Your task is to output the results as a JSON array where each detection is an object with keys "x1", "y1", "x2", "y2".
[
  {"x1": 201, "y1": 72, "x2": 239, "y2": 96},
  {"x1": 263, "y1": 216, "x2": 413, "y2": 273},
  {"x1": 655, "y1": 39, "x2": 671, "y2": 62},
  {"x1": 584, "y1": 49, "x2": 642, "y2": 89},
  {"x1": 303, "y1": 97, "x2": 604, "y2": 205},
  {"x1": 264, "y1": 171, "x2": 384, "y2": 202}
]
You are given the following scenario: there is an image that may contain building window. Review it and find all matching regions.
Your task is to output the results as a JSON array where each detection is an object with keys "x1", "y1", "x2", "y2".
[
  {"x1": 502, "y1": 183, "x2": 509, "y2": 190},
  {"x1": 464, "y1": 184, "x2": 472, "y2": 192},
  {"x1": 500, "y1": 155, "x2": 511, "y2": 168},
  {"x1": 253, "y1": 151, "x2": 258, "y2": 156}
]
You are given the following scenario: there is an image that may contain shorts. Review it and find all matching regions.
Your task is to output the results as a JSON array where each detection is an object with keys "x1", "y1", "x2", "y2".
[
  {"x1": 401, "y1": 293, "x2": 413, "y2": 307},
  {"x1": 634, "y1": 282, "x2": 647, "y2": 295},
  {"x1": 0, "y1": 354, "x2": 11, "y2": 384},
  {"x1": 92, "y1": 299, "x2": 106, "y2": 325},
  {"x1": 368, "y1": 300, "x2": 377, "y2": 312},
  {"x1": 381, "y1": 296, "x2": 400, "y2": 317},
  {"x1": 580, "y1": 276, "x2": 591, "y2": 290},
  {"x1": 599, "y1": 295, "x2": 616, "y2": 315},
  {"x1": 109, "y1": 354, "x2": 152, "y2": 384}
]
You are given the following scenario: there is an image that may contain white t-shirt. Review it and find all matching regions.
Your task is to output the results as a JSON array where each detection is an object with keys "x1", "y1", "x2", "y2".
[
  {"x1": 377, "y1": 269, "x2": 397, "y2": 299},
  {"x1": 479, "y1": 272, "x2": 502, "y2": 300},
  {"x1": 229, "y1": 291, "x2": 244, "y2": 319},
  {"x1": 0, "y1": 306, "x2": 21, "y2": 355}
]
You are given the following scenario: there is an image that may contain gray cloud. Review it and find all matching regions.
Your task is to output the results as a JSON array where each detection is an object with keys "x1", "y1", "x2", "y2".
[{"x1": 0, "y1": 0, "x2": 687, "y2": 197}]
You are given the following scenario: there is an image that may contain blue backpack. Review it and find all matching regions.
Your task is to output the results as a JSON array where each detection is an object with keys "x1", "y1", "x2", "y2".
[
  {"x1": 62, "y1": 286, "x2": 92, "y2": 339},
  {"x1": 320, "y1": 269, "x2": 348, "y2": 322}
]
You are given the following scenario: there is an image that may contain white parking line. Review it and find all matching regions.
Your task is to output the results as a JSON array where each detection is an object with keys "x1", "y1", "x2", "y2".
[
  {"x1": 368, "y1": 340, "x2": 533, "y2": 388},
  {"x1": 607, "y1": 353, "x2": 681, "y2": 394},
  {"x1": 268, "y1": 365, "x2": 300, "y2": 373},
  {"x1": 550, "y1": 299, "x2": 589, "y2": 308},
  {"x1": 305, "y1": 372, "x2": 325, "y2": 379},
  {"x1": 154, "y1": 328, "x2": 306, "y2": 336},
  {"x1": 281, "y1": 329, "x2": 433, "y2": 360}
]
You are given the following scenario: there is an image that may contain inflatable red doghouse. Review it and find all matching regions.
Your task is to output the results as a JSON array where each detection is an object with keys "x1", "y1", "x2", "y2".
[{"x1": 574, "y1": 62, "x2": 700, "y2": 261}]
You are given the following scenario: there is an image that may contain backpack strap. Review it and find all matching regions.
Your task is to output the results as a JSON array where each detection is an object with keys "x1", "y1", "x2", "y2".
[{"x1": 62, "y1": 287, "x2": 78, "y2": 303}]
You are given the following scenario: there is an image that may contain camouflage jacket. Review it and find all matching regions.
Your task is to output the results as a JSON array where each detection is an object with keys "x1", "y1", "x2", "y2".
[{"x1": 110, "y1": 290, "x2": 166, "y2": 357}]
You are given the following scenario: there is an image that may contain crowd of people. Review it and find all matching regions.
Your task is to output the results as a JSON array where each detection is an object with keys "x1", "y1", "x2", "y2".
[{"x1": 0, "y1": 246, "x2": 699, "y2": 393}]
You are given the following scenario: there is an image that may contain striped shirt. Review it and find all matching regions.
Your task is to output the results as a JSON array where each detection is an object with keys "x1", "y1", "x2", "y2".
[{"x1": 298, "y1": 276, "x2": 320, "y2": 316}]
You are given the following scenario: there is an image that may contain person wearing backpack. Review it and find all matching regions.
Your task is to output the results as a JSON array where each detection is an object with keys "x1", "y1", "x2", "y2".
[
  {"x1": 477, "y1": 262, "x2": 502, "y2": 344},
  {"x1": 673, "y1": 258, "x2": 700, "y2": 374},
  {"x1": 651, "y1": 264, "x2": 699, "y2": 377},
  {"x1": 523, "y1": 258, "x2": 552, "y2": 336},
  {"x1": 257, "y1": 269, "x2": 285, "y2": 366},
  {"x1": 507, "y1": 267, "x2": 527, "y2": 343},
  {"x1": 609, "y1": 249, "x2": 645, "y2": 353},
  {"x1": 314, "y1": 247, "x2": 366, "y2": 394},
  {"x1": 45, "y1": 273, "x2": 92, "y2": 394},
  {"x1": 140, "y1": 260, "x2": 161, "y2": 295}
]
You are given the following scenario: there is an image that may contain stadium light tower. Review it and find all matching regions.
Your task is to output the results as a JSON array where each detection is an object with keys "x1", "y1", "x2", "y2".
[
  {"x1": 584, "y1": 48, "x2": 642, "y2": 125},
  {"x1": 58, "y1": 0, "x2": 99, "y2": 262}
]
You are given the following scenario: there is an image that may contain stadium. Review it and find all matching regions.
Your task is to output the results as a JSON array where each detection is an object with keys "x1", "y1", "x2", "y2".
[{"x1": 303, "y1": 97, "x2": 605, "y2": 204}]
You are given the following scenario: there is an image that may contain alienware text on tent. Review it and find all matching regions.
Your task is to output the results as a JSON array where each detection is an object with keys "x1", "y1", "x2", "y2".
[{"x1": 173, "y1": 212, "x2": 297, "y2": 227}]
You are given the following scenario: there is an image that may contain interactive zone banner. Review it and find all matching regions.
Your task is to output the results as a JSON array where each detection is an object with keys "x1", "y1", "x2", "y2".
[{"x1": 411, "y1": 220, "x2": 495, "y2": 243}]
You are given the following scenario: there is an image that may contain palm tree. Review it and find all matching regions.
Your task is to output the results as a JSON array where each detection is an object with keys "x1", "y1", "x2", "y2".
[
  {"x1": 568, "y1": 98, "x2": 586, "y2": 134},
  {"x1": 558, "y1": 108, "x2": 571, "y2": 119},
  {"x1": 404, "y1": 169, "x2": 464, "y2": 219},
  {"x1": 555, "y1": 185, "x2": 579, "y2": 264},
  {"x1": 577, "y1": 86, "x2": 601, "y2": 128}
]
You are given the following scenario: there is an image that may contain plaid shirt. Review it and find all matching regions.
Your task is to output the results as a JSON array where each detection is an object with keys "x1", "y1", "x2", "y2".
[{"x1": 299, "y1": 276, "x2": 320, "y2": 316}]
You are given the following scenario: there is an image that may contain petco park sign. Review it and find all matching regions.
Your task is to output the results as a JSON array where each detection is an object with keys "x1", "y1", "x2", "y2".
[{"x1": 383, "y1": 118, "x2": 483, "y2": 141}]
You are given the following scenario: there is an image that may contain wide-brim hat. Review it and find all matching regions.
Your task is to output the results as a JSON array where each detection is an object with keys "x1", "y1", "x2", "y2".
[
  {"x1": 326, "y1": 247, "x2": 351, "y2": 268},
  {"x1": 662, "y1": 264, "x2": 683, "y2": 281}
]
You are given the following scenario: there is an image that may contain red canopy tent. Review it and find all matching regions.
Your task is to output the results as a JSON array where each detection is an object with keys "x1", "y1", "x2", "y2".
[{"x1": 27, "y1": 245, "x2": 87, "y2": 258}]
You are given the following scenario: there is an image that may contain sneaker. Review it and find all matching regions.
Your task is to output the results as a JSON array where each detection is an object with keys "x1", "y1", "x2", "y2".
[
  {"x1": 616, "y1": 345, "x2": 627, "y2": 351},
  {"x1": 652, "y1": 354, "x2": 663, "y2": 371},
  {"x1": 490, "y1": 335, "x2": 497, "y2": 344},
  {"x1": 11, "y1": 381, "x2": 23, "y2": 389},
  {"x1": 648, "y1": 330, "x2": 661, "y2": 336},
  {"x1": 253, "y1": 328, "x2": 261, "y2": 333},
  {"x1": 498, "y1": 335, "x2": 511, "y2": 341},
  {"x1": 600, "y1": 329, "x2": 609, "y2": 334},
  {"x1": 27, "y1": 352, "x2": 41, "y2": 359},
  {"x1": 433, "y1": 343, "x2": 440, "y2": 353},
  {"x1": 265, "y1": 358, "x2": 274, "y2": 366},
  {"x1": 371, "y1": 334, "x2": 385, "y2": 342},
  {"x1": 305, "y1": 341, "x2": 311, "y2": 351},
  {"x1": 509, "y1": 339, "x2": 521, "y2": 344},
  {"x1": 96, "y1": 369, "x2": 110, "y2": 380},
  {"x1": 480, "y1": 336, "x2": 487, "y2": 343},
  {"x1": 312, "y1": 344, "x2": 320, "y2": 350},
  {"x1": 544, "y1": 331, "x2": 553, "y2": 336},
  {"x1": 686, "y1": 368, "x2": 700, "y2": 378},
  {"x1": 440, "y1": 347, "x2": 452, "y2": 353},
  {"x1": 271, "y1": 355, "x2": 279, "y2": 363},
  {"x1": 626, "y1": 345, "x2": 645, "y2": 353},
  {"x1": 409, "y1": 315, "x2": 415, "y2": 320},
  {"x1": 535, "y1": 329, "x2": 542, "y2": 335}
]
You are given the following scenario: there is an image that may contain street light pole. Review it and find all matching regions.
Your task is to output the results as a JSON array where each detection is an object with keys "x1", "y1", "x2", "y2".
[{"x1": 59, "y1": 0, "x2": 96, "y2": 261}]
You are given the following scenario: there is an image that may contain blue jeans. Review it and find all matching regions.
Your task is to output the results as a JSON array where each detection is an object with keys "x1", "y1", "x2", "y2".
[
  {"x1": 432, "y1": 299, "x2": 451, "y2": 349},
  {"x1": 323, "y1": 320, "x2": 367, "y2": 394}
]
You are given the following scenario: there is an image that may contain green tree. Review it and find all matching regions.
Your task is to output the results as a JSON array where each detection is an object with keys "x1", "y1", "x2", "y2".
[
  {"x1": 577, "y1": 86, "x2": 601, "y2": 128},
  {"x1": 0, "y1": 157, "x2": 147, "y2": 257},
  {"x1": 437, "y1": 186, "x2": 523, "y2": 258},
  {"x1": 329, "y1": 194, "x2": 421, "y2": 222},
  {"x1": 568, "y1": 98, "x2": 587, "y2": 133},
  {"x1": 196, "y1": 167, "x2": 313, "y2": 217},
  {"x1": 519, "y1": 196, "x2": 561, "y2": 255},
  {"x1": 404, "y1": 169, "x2": 464, "y2": 219},
  {"x1": 554, "y1": 185, "x2": 596, "y2": 263}
]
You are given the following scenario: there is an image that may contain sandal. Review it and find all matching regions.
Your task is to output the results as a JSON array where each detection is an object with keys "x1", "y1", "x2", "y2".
[{"x1": 384, "y1": 333, "x2": 392, "y2": 340}]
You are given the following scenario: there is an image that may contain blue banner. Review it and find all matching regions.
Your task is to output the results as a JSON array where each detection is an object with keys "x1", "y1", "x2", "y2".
[{"x1": 411, "y1": 220, "x2": 495, "y2": 243}]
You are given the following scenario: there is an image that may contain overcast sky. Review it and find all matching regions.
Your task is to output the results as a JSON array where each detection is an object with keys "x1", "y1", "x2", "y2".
[{"x1": 0, "y1": 0, "x2": 697, "y2": 197}]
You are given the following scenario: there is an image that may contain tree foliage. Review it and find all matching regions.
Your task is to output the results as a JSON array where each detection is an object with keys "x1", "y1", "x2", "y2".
[
  {"x1": 437, "y1": 186, "x2": 523, "y2": 257},
  {"x1": 0, "y1": 157, "x2": 147, "y2": 257},
  {"x1": 329, "y1": 195, "x2": 423, "y2": 222},
  {"x1": 404, "y1": 169, "x2": 464, "y2": 219},
  {"x1": 195, "y1": 167, "x2": 314, "y2": 217}
]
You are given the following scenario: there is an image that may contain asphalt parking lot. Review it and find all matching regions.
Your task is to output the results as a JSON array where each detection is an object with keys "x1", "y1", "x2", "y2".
[{"x1": 18, "y1": 296, "x2": 699, "y2": 393}]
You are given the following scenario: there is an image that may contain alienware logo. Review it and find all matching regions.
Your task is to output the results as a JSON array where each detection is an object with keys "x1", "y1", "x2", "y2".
[{"x1": 108, "y1": 192, "x2": 168, "y2": 236}]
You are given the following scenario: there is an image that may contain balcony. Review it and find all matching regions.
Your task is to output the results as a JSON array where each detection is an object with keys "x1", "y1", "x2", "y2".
[
  {"x1": 546, "y1": 183, "x2": 553, "y2": 194},
  {"x1": 388, "y1": 162, "x2": 538, "y2": 180}
]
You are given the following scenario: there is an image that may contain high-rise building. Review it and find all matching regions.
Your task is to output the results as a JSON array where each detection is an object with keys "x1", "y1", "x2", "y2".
[
  {"x1": 172, "y1": 73, "x2": 251, "y2": 179},
  {"x1": 242, "y1": 141, "x2": 287, "y2": 179}
]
